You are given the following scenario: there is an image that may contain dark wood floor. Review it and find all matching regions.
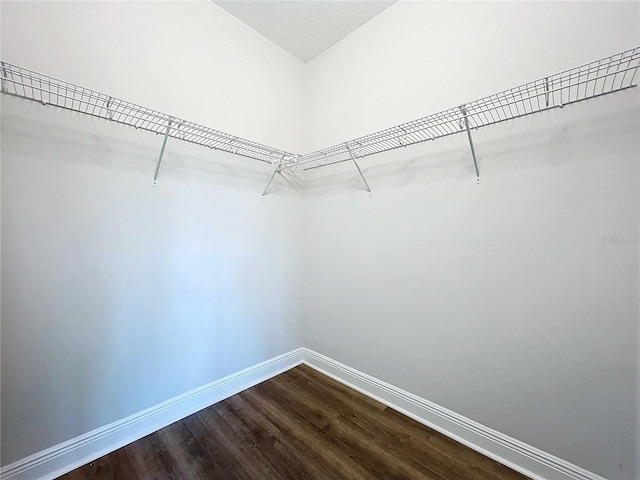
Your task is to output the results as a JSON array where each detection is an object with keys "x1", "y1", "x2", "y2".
[{"x1": 59, "y1": 364, "x2": 529, "y2": 480}]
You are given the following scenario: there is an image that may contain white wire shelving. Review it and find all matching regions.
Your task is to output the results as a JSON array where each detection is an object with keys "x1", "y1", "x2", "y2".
[
  {"x1": 1, "y1": 47, "x2": 639, "y2": 193},
  {"x1": 286, "y1": 47, "x2": 640, "y2": 189},
  {"x1": 0, "y1": 61, "x2": 298, "y2": 187}
]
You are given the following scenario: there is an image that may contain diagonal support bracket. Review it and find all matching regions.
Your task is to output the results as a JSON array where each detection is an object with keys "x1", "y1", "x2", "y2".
[
  {"x1": 152, "y1": 118, "x2": 173, "y2": 187},
  {"x1": 544, "y1": 77, "x2": 550, "y2": 107},
  {"x1": 262, "y1": 156, "x2": 284, "y2": 198},
  {"x1": 0, "y1": 61, "x2": 7, "y2": 95},
  {"x1": 460, "y1": 106, "x2": 481, "y2": 184},
  {"x1": 346, "y1": 145, "x2": 372, "y2": 195}
]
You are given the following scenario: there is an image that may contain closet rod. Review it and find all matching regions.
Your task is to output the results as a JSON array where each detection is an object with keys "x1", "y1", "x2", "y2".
[
  {"x1": 290, "y1": 47, "x2": 640, "y2": 172},
  {"x1": 0, "y1": 61, "x2": 297, "y2": 169}
]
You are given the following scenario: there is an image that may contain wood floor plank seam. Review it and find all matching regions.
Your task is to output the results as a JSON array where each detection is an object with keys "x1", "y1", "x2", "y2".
[{"x1": 239, "y1": 384, "x2": 372, "y2": 479}]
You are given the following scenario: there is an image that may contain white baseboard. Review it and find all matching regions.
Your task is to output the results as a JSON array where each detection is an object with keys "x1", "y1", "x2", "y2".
[
  {"x1": 301, "y1": 348, "x2": 606, "y2": 480},
  {"x1": 2, "y1": 346, "x2": 607, "y2": 480},
  {"x1": 0, "y1": 348, "x2": 304, "y2": 480}
]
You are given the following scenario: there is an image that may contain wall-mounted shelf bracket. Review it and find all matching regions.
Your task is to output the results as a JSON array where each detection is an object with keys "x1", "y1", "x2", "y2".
[
  {"x1": 262, "y1": 156, "x2": 284, "y2": 198},
  {"x1": 346, "y1": 145, "x2": 372, "y2": 195},
  {"x1": 152, "y1": 118, "x2": 173, "y2": 187},
  {"x1": 0, "y1": 62, "x2": 7, "y2": 94},
  {"x1": 544, "y1": 77, "x2": 550, "y2": 107},
  {"x1": 460, "y1": 106, "x2": 481, "y2": 184}
]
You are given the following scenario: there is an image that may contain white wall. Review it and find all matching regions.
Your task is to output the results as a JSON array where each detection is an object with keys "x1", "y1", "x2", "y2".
[
  {"x1": 1, "y1": 0, "x2": 305, "y2": 466},
  {"x1": 303, "y1": 2, "x2": 639, "y2": 479},
  {"x1": 303, "y1": 94, "x2": 639, "y2": 480}
]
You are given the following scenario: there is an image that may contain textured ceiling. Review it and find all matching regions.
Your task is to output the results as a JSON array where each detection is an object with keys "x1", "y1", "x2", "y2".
[{"x1": 213, "y1": 1, "x2": 397, "y2": 63}]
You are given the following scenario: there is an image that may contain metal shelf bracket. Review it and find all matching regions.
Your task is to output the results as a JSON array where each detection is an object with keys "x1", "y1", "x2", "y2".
[
  {"x1": 106, "y1": 96, "x2": 114, "y2": 120},
  {"x1": 0, "y1": 62, "x2": 7, "y2": 95},
  {"x1": 460, "y1": 106, "x2": 481, "y2": 184},
  {"x1": 346, "y1": 144, "x2": 372, "y2": 194},
  {"x1": 152, "y1": 118, "x2": 173, "y2": 187},
  {"x1": 544, "y1": 77, "x2": 550, "y2": 107},
  {"x1": 262, "y1": 156, "x2": 284, "y2": 198}
]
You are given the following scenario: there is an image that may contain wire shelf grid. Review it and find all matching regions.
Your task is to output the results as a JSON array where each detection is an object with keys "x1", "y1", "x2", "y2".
[
  {"x1": 288, "y1": 47, "x2": 640, "y2": 170},
  {"x1": 1, "y1": 47, "x2": 638, "y2": 175},
  {"x1": 0, "y1": 62, "x2": 296, "y2": 165}
]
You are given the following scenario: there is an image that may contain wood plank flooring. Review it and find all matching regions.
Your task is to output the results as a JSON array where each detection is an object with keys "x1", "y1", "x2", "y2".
[{"x1": 59, "y1": 364, "x2": 530, "y2": 480}]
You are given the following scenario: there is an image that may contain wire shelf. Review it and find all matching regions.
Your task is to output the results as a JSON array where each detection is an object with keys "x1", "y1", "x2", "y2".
[
  {"x1": 288, "y1": 47, "x2": 640, "y2": 170},
  {"x1": 0, "y1": 62, "x2": 297, "y2": 165},
  {"x1": 2, "y1": 47, "x2": 638, "y2": 177}
]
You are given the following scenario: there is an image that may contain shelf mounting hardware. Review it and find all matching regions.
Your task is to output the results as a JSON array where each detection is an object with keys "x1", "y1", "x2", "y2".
[
  {"x1": 262, "y1": 156, "x2": 284, "y2": 198},
  {"x1": 346, "y1": 144, "x2": 372, "y2": 194},
  {"x1": 106, "y1": 96, "x2": 114, "y2": 120},
  {"x1": 0, "y1": 61, "x2": 7, "y2": 95},
  {"x1": 460, "y1": 106, "x2": 481, "y2": 184},
  {"x1": 152, "y1": 118, "x2": 173, "y2": 187},
  {"x1": 544, "y1": 77, "x2": 550, "y2": 107}
]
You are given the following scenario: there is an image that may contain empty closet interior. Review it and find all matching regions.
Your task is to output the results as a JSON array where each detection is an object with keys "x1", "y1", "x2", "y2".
[{"x1": 1, "y1": 2, "x2": 639, "y2": 480}]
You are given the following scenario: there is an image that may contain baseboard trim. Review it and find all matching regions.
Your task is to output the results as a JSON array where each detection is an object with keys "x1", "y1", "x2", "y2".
[
  {"x1": 301, "y1": 348, "x2": 606, "y2": 480},
  {"x1": 2, "y1": 347, "x2": 608, "y2": 480},
  {"x1": 0, "y1": 348, "x2": 304, "y2": 480}
]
